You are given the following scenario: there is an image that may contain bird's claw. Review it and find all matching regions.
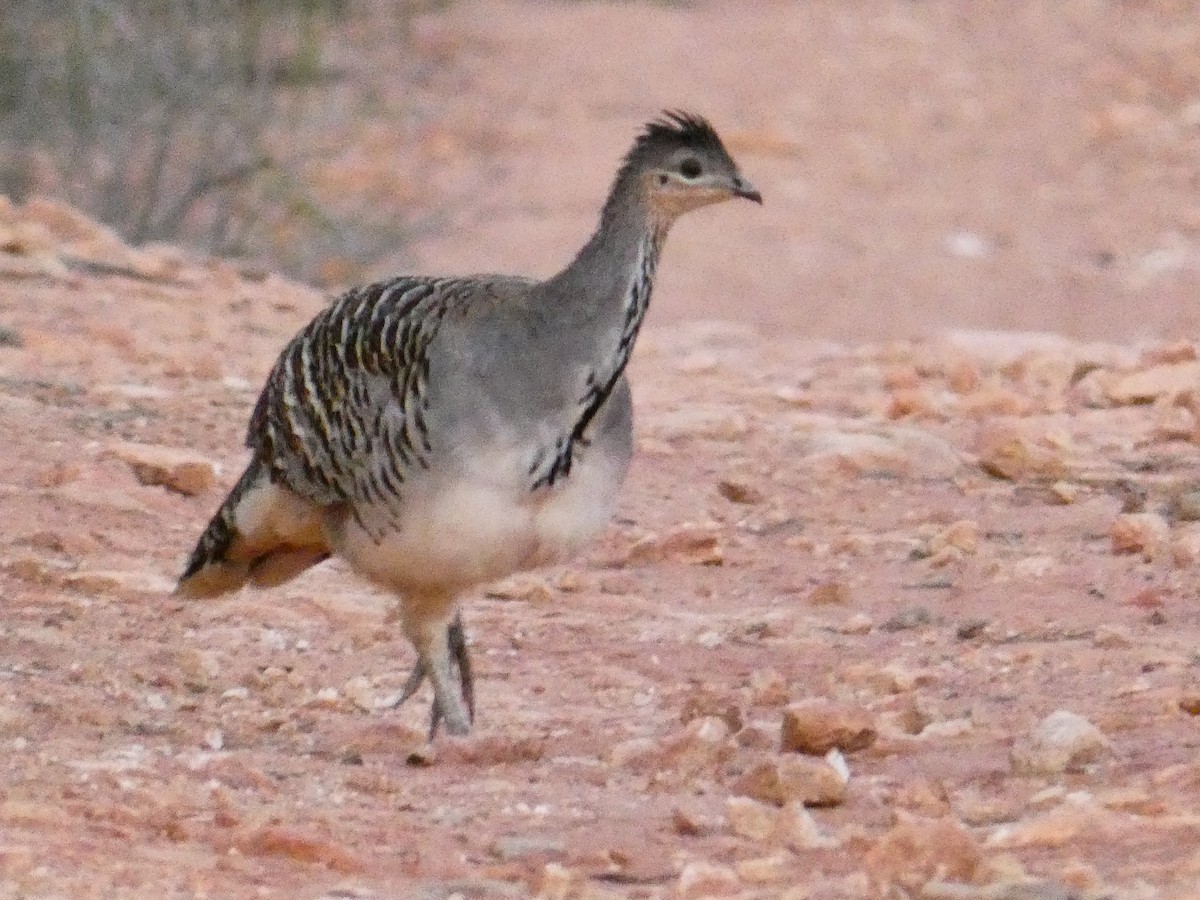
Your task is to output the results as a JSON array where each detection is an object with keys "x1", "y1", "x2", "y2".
[{"x1": 389, "y1": 612, "x2": 475, "y2": 738}]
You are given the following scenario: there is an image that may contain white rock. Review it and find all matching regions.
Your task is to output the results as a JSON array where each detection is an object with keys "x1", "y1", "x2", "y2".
[
  {"x1": 944, "y1": 231, "x2": 992, "y2": 259},
  {"x1": 1012, "y1": 710, "x2": 1110, "y2": 775},
  {"x1": 778, "y1": 800, "x2": 840, "y2": 850},
  {"x1": 343, "y1": 676, "x2": 376, "y2": 712},
  {"x1": 726, "y1": 796, "x2": 777, "y2": 841},
  {"x1": 677, "y1": 861, "x2": 740, "y2": 898}
]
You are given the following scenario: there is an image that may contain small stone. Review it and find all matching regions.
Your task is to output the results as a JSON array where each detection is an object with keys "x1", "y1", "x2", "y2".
[
  {"x1": 1096, "y1": 787, "x2": 1165, "y2": 816},
  {"x1": 730, "y1": 753, "x2": 847, "y2": 807},
  {"x1": 717, "y1": 479, "x2": 764, "y2": 504},
  {"x1": 1173, "y1": 491, "x2": 1200, "y2": 522},
  {"x1": 880, "y1": 606, "x2": 933, "y2": 632},
  {"x1": 801, "y1": 424, "x2": 962, "y2": 479},
  {"x1": 1150, "y1": 761, "x2": 1200, "y2": 791},
  {"x1": 986, "y1": 802, "x2": 1104, "y2": 849},
  {"x1": 780, "y1": 699, "x2": 877, "y2": 755},
  {"x1": 697, "y1": 629, "x2": 724, "y2": 648},
  {"x1": 1026, "y1": 785, "x2": 1068, "y2": 810},
  {"x1": 929, "y1": 519, "x2": 980, "y2": 556},
  {"x1": 1106, "y1": 361, "x2": 1200, "y2": 404},
  {"x1": 1178, "y1": 691, "x2": 1200, "y2": 716},
  {"x1": 726, "y1": 795, "x2": 778, "y2": 841},
  {"x1": 660, "y1": 716, "x2": 735, "y2": 776},
  {"x1": 405, "y1": 745, "x2": 437, "y2": 767},
  {"x1": 105, "y1": 441, "x2": 218, "y2": 496},
  {"x1": 734, "y1": 853, "x2": 791, "y2": 885},
  {"x1": 36, "y1": 462, "x2": 80, "y2": 488},
  {"x1": 552, "y1": 570, "x2": 587, "y2": 592},
  {"x1": 534, "y1": 862, "x2": 574, "y2": 900},
  {"x1": 485, "y1": 574, "x2": 553, "y2": 603},
  {"x1": 891, "y1": 778, "x2": 952, "y2": 817},
  {"x1": 1012, "y1": 554, "x2": 1056, "y2": 578},
  {"x1": 235, "y1": 825, "x2": 364, "y2": 873},
  {"x1": 1140, "y1": 340, "x2": 1198, "y2": 367},
  {"x1": 677, "y1": 861, "x2": 741, "y2": 898},
  {"x1": 956, "y1": 619, "x2": 989, "y2": 640},
  {"x1": 837, "y1": 613, "x2": 873, "y2": 635},
  {"x1": 887, "y1": 387, "x2": 940, "y2": 419},
  {"x1": 1091, "y1": 625, "x2": 1132, "y2": 649},
  {"x1": 1171, "y1": 526, "x2": 1200, "y2": 567},
  {"x1": 945, "y1": 230, "x2": 991, "y2": 259},
  {"x1": 1110, "y1": 512, "x2": 1170, "y2": 561},
  {"x1": 866, "y1": 816, "x2": 983, "y2": 893},
  {"x1": 671, "y1": 802, "x2": 720, "y2": 837},
  {"x1": 1011, "y1": 710, "x2": 1109, "y2": 775},
  {"x1": 960, "y1": 385, "x2": 1029, "y2": 418},
  {"x1": 946, "y1": 357, "x2": 983, "y2": 394},
  {"x1": 832, "y1": 533, "x2": 868, "y2": 556},
  {"x1": 735, "y1": 721, "x2": 776, "y2": 749},
  {"x1": 807, "y1": 580, "x2": 850, "y2": 605},
  {"x1": 920, "y1": 718, "x2": 974, "y2": 739},
  {"x1": 974, "y1": 425, "x2": 1067, "y2": 481},
  {"x1": 342, "y1": 676, "x2": 375, "y2": 712},
  {"x1": 777, "y1": 800, "x2": 838, "y2": 850},
  {"x1": 489, "y1": 834, "x2": 566, "y2": 861},
  {"x1": 598, "y1": 573, "x2": 639, "y2": 595},
  {"x1": 0, "y1": 703, "x2": 30, "y2": 736},
  {"x1": 308, "y1": 687, "x2": 340, "y2": 708},
  {"x1": 607, "y1": 738, "x2": 658, "y2": 770},
  {"x1": 680, "y1": 685, "x2": 744, "y2": 733},
  {"x1": 1151, "y1": 394, "x2": 1198, "y2": 442},
  {"x1": 676, "y1": 350, "x2": 720, "y2": 374},
  {"x1": 887, "y1": 694, "x2": 932, "y2": 736},
  {"x1": 625, "y1": 525, "x2": 724, "y2": 566},
  {"x1": 748, "y1": 669, "x2": 789, "y2": 707},
  {"x1": 1049, "y1": 481, "x2": 1081, "y2": 504},
  {"x1": 177, "y1": 648, "x2": 221, "y2": 685},
  {"x1": 955, "y1": 789, "x2": 1023, "y2": 827},
  {"x1": 1127, "y1": 586, "x2": 1165, "y2": 610}
]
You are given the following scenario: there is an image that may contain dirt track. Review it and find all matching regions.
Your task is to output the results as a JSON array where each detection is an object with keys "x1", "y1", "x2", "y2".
[{"x1": 3, "y1": 2, "x2": 1200, "y2": 898}]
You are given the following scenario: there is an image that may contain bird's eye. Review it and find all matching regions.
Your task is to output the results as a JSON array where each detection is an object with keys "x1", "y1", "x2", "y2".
[{"x1": 679, "y1": 158, "x2": 702, "y2": 179}]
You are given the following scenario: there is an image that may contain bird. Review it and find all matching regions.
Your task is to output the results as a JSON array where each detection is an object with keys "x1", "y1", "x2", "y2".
[{"x1": 176, "y1": 110, "x2": 762, "y2": 737}]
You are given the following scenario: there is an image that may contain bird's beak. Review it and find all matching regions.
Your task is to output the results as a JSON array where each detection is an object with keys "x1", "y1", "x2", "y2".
[{"x1": 732, "y1": 176, "x2": 763, "y2": 205}]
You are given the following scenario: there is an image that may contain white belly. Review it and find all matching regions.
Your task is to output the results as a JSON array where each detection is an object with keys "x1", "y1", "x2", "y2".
[{"x1": 334, "y1": 448, "x2": 626, "y2": 596}]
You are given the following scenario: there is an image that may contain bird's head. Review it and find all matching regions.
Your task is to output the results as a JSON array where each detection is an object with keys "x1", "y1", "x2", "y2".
[{"x1": 619, "y1": 110, "x2": 762, "y2": 222}]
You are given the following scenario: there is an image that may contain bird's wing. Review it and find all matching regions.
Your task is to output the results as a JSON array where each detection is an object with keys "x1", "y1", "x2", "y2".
[{"x1": 246, "y1": 275, "x2": 480, "y2": 533}]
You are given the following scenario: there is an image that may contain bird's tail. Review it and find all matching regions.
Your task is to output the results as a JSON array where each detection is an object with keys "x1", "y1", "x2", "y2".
[
  {"x1": 175, "y1": 460, "x2": 330, "y2": 599},
  {"x1": 175, "y1": 460, "x2": 265, "y2": 598}
]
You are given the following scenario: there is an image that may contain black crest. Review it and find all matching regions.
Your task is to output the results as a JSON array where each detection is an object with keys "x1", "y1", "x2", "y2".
[
  {"x1": 600, "y1": 110, "x2": 736, "y2": 218},
  {"x1": 630, "y1": 110, "x2": 727, "y2": 160}
]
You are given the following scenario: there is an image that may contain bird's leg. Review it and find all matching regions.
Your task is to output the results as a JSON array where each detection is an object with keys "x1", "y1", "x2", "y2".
[
  {"x1": 393, "y1": 656, "x2": 428, "y2": 708},
  {"x1": 448, "y1": 611, "x2": 475, "y2": 723},
  {"x1": 427, "y1": 611, "x2": 475, "y2": 737},
  {"x1": 388, "y1": 611, "x2": 474, "y2": 733},
  {"x1": 397, "y1": 597, "x2": 472, "y2": 737}
]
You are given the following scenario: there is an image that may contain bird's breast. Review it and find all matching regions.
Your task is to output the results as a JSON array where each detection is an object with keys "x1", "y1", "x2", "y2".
[{"x1": 333, "y1": 437, "x2": 629, "y2": 595}]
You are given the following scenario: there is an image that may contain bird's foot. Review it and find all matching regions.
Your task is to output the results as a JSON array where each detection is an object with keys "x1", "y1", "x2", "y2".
[{"x1": 389, "y1": 612, "x2": 475, "y2": 739}]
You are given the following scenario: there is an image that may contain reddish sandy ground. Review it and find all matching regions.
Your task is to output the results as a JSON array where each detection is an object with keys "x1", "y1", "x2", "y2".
[{"x1": 4, "y1": 2, "x2": 1200, "y2": 899}]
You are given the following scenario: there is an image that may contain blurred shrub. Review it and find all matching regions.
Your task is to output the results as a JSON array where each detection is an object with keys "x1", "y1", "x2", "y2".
[{"x1": 0, "y1": 0, "x2": 368, "y2": 266}]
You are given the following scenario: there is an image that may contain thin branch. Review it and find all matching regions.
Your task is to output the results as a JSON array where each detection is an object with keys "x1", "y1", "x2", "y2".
[{"x1": 154, "y1": 155, "x2": 274, "y2": 238}]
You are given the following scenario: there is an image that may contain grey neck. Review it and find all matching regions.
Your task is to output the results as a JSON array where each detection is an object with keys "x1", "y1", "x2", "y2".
[
  {"x1": 548, "y1": 170, "x2": 669, "y2": 326},
  {"x1": 550, "y1": 175, "x2": 668, "y2": 386},
  {"x1": 528, "y1": 177, "x2": 669, "y2": 489}
]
